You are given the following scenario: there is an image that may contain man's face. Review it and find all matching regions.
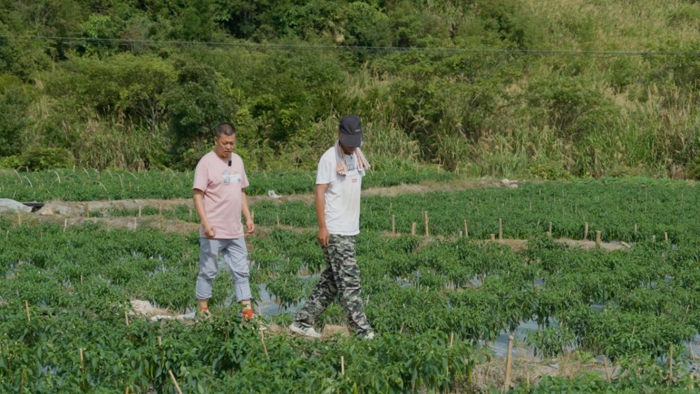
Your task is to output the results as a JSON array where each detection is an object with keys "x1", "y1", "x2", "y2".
[
  {"x1": 338, "y1": 133, "x2": 357, "y2": 155},
  {"x1": 215, "y1": 134, "x2": 236, "y2": 159}
]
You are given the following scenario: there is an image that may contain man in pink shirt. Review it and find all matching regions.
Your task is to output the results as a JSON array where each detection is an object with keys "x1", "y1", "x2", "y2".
[{"x1": 193, "y1": 122, "x2": 255, "y2": 319}]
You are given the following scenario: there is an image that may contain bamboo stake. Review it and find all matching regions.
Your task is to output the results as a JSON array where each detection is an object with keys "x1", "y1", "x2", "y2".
[
  {"x1": 64, "y1": 219, "x2": 68, "y2": 232},
  {"x1": 124, "y1": 311, "x2": 130, "y2": 326},
  {"x1": 498, "y1": 218, "x2": 503, "y2": 240},
  {"x1": 400, "y1": 322, "x2": 405, "y2": 334},
  {"x1": 80, "y1": 348, "x2": 84, "y2": 369},
  {"x1": 158, "y1": 336, "x2": 162, "y2": 347},
  {"x1": 160, "y1": 217, "x2": 164, "y2": 231},
  {"x1": 584, "y1": 222, "x2": 588, "y2": 240},
  {"x1": 25, "y1": 300, "x2": 30, "y2": 322},
  {"x1": 341, "y1": 356, "x2": 345, "y2": 375},
  {"x1": 669, "y1": 345, "x2": 674, "y2": 381},
  {"x1": 664, "y1": 232, "x2": 668, "y2": 243},
  {"x1": 424, "y1": 211, "x2": 429, "y2": 236},
  {"x1": 85, "y1": 203, "x2": 90, "y2": 218},
  {"x1": 603, "y1": 356, "x2": 611, "y2": 383},
  {"x1": 595, "y1": 231, "x2": 602, "y2": 247},
  {"x1": 504, "y1": 334, "x2": 514, "y2": 390},
  {"x1": 17, "y1": 207, "x2": 21, "y2": 226},
  {"x1": 392, "y1": 215, "x2": 396, "y2": 234},
  {"x1": 260, "y1": 330, "x2": 269, "y2": 361},
  {"x1": 634, "y1": 224, "x2": 638, "y2": 239},
  {"x1": 526, "y1": 371, "x2": 530, "y2": 392},
  {"x1": 125, "y1": 387, "x2": 130, "y2": 394},
  {"x1": 411, "y1": 223, "x2": 416, "y2": 235},
  {"x1": 450, "y1": 332, "x2": 454, "y2": 347},
  {"x1": 138, "y1": 205, "x2": 142, "y2": 217},
  {"x1": 158, "y1": 204, "x2": 162, "y2": 216},
  {"x1": 464, "y1": 220, "x2": 469, "y2": 238},
  {"x1": 490, "y1": 234, "x2": 496, "y2": 242},
  {"x1": 276, "y1": 213, "x2": 280, "y2": 227},
  {"x1": 168, "y1": 370, "x2": 183, "y2": 394},
  {"x1": 548, "y1": 222, "x2": 552, "y2": 237},
  {"x1": 133, "y1": 217, "x2": 137, "y2": 230}
]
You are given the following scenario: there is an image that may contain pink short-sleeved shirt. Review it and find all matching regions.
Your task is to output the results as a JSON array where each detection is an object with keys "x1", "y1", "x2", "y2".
[{"x1": 193, "y1": 151, "x2": 249, "y2": 239}]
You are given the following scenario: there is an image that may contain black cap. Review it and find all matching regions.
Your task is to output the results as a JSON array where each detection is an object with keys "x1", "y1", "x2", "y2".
[{"x1": 339, "y1": 114, "x2": 363, "y2": 148}]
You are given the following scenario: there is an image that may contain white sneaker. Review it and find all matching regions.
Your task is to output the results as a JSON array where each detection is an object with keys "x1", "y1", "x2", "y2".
[
  {"x1": 362, "y1": 332, "x2": 375, "y2": 340},
  {"x1": 289, "y1": 323, "x2": 321, "y2": 339}
]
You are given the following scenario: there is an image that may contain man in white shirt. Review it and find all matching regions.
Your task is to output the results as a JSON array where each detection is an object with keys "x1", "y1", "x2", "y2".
[{"x1": 289, "y1": 115, "x2": 374, "y2": 339}]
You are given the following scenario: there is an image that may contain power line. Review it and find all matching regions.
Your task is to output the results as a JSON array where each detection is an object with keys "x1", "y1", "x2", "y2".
[{"x1": 3, "y1": 35, "x2": 700, "y2": 57}]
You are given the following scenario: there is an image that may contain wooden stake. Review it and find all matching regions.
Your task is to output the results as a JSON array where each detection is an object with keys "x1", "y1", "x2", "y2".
[
  {"x1": 133, "y1": 217, "x2": 137, "y2": 230},
  {"x1": 603, "y1": 356, "x2": 611, "y2": 383},
  {"x1": 158, "y1": 204, "x2": 162, "y2": 216},
  {"x1": 158, "y1": 336, "x2": 162, "y2": 347},
  {"x1": 124, "y1": 311, "x2": 130, "y2": 326},
  {"x1": 125, "y1": 387, "x2": 130, "y2": 394},
  {"x1": 424, "y1": 211, "x2": 429, "y2": 237},
  {"x1": 25, "y1": 300, "x2": 30, "y2": 322},
  {"x1": 391, "y1": 215, "x2": 396, "y2": 234},
  {"x1": 80, "y1": 348, "x2": 84, "y2": 369},
  {"x1": 260, "y1": 329, "x2": 269, "y2": 361},
  {"x1": 160, "y1": 217, "x2": 164, "y2": 231},
  {"x1": 664, "y1": 232, "x2": 668, "y2": 243},
  {"x1": 138, "y1": 206, "x2": 142, "y2": 217},
  {"x1": 652, "y1": 235, "x2": 656, "y2": 243},
  {"x1": 85, "y1": 203, "x2": 90, "y2": 218},
  {"x1": 168, "y1": 370, "x2": 183, "y2": 394},
  {"x1": 341, "y1": 356, "x2": 345, "y2": 375},
  {"x1": 634, "y1": 224, "x2": 638, "y2": 239},
  {"x1": 80, "y1": 275, "x2": 83, "y2": 285},
  {"x1": 504, "y1": 334, "x2": 514, "y2": 390},
  {"x1": 450, "y1": 332, "x2": 454, "y2": 347},
  {"x1": 498, "y1": 218, "x2": 503, "y2": 240},
  {"x1": 17, "y1": 208, "x2": 21, "y2": 226},
  {"x1": 464, "y1": 220, "x2": 468, "y2": 238},
  {"x1": 490, "y1": 234, "x2": 496, "y2": 242},
  {"x1": 411, "y1": 223, "x2": 416, "y2": 235},
  {"x1": 548, "y1": 222, "x2": 552, "y2": 237},
  {"x1": 400, "y1": 322, "x2": 405, "y2": 334},
  {"x1": 595, "y1": 231, "x2": 602, "y2": 246},
  {"x1": 64, "y1": 219, "x2": 68, "y2": 232},
  {"x1": 584, "y1": 222, "x2": 588, "y2": 240}
]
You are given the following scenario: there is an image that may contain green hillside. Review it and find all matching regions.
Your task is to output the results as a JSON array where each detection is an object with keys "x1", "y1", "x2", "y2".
[{"x1": 1, "y1": 0, "x2": 699, "y2": 178}]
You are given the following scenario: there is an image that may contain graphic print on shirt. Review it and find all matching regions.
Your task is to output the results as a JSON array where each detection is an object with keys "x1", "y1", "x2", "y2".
[{"x1": 223, "y1": 170, "x2": 242, "y2": 184}]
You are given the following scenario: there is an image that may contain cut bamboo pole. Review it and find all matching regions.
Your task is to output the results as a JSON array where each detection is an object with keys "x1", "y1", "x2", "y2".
[
  {"x1": 158, "y1": 336, "x2": 162, "y2": 347},
  {"x1": 411, "y1": 223, "x2": 416, "y2": 235},
  {"x1": 490, "y1": 234, "x2": 496, "y2": 242},
  {"x1": 603, "y1": 356, "x2": 611, "y2": 383},
  {"x1": 133, "y1": 217, "x2": 137, "y2": 230},
  {"x1": 464, "y1": 220, "x2": 469, "y2": 238},
  {"x1": 124, "y1": 311, "x2": 130, "y2": 326},
  {"x1": 168, "y1": 370, "x2": 183, "y2": 394},
  {"x1": 664, "y1": 232, "x2": 668, "y2": 243},
  {"x1": 25, "y1": 300, "x2": 30, "y2": 322},
  {"x1": 80, "y1": 348, "x2": 84, "y2": 369},
  {"x1": 498, "y1": 218, "x2": 503, "y2": 240},
  {"x1": 17, "y1": 208, "x2": 21, "y2": 226},
  {"x1": 548, "y1": 222, "x2": 552, "y2": 237},
  {"x1": 595, "y1": 231, "x2": 602, "y2": 246},
  {"x1": 400, "y1": 322, "x2": 405, "y2": 334},
  {"x1": 584, "y1": 222, "x2": 588, "y2": 240},
  {"x1": 260, "y1": 329, "x2": 269, "y2": 361},
  {"x1": 138, "y1": 205, "x2": 142, "y2": 217},
  {"x1": 526, "y1": 371, "x2": 530, "y2": 392},
  {"x1": 64, "y1": 219, "x2": 68, "y2": 232},
  {"x1": 424, "y1": 211, "x2": 429, "y2": 236},
  {"x1": 634, "y1": 224, "x2": 638, "y2": 239},
  {"x1": 669, "y1": 345, "x2": 674, "y2": 381},
  {"x1": 85, "y1": 203, "x2": 90, "y2": 218},
  {"x1": 450, "y1": 332, "x2": 454, "y2": 347},
  {"x1": 504, "y1": 334, "x2": 514, "y2": 390},
  {"x1": 341, "y1": 356, "x2": 345, "y2": 375},
  {"x1": 392, "y1": 215, "x2": 396, "y2": 234}
]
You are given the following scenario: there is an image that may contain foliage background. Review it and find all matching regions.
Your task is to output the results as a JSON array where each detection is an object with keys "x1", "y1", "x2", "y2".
[{"x1": 0, "y1": 0, "x2": 699, "y2": 178}]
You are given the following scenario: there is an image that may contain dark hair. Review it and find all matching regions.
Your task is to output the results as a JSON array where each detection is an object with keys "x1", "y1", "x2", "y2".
[{"x1": 215, "y1": 123, "x2": 236, "y2": 137}]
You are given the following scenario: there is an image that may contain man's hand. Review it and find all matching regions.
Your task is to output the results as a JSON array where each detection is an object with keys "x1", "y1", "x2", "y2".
[
  {"x1": 246, "y1": 221, "x2": 255, "y2": 236},
  {"x1": 317, "y1": 226, "x2": 330, "y2": 247},
  {"x1": 203, "y1": 222, "x2": 216, "y2": 239}
]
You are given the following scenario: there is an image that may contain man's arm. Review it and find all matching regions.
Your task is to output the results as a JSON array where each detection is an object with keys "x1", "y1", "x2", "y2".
[
  {"x1": 315, "y1": 183, "x2": 329, "y2": 246},
  {"x1": 241, "y1": 190, "x2": 255, "y2": 235},
  {"x1": 194, "y1": 189, "x2": 215, "y2": 238}
]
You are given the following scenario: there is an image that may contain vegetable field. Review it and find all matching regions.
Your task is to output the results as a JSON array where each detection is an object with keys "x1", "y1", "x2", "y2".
[{"x1": 2, "y1": 176, "x2": 700, "y2": 392}]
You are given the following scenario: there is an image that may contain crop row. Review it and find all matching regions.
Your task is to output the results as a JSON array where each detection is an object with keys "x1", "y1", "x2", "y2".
[
  {"x1": 0, "y1": 168, "x2": 458, "y2": 201},
  {"x1": 1, "y1": 221, "x2": 699, "y2": 391}
]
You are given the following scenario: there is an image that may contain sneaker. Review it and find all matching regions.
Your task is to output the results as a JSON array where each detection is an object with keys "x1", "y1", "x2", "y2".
[
  {"x1": 196, "y1": 308, "x2": 212, "y2": 320},
  {"x1": 239, "y1": 308, "x2": 268, "y2": 331},
  {"x1": 289, "y1": 323, "x2": 321, "y2": 339},
  {"x1": 362, "y1": 332, "x2": 375, "y2": 340}
]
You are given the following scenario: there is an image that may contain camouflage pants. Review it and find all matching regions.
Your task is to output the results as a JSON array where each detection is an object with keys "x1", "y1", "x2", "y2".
[{"x1": 295, "y1": 235, "x2": 373, "y2": 335}]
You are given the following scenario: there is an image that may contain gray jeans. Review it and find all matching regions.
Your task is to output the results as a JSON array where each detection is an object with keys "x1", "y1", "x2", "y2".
[{"x1": 196, "y1": 237, "x2": 251, "y2": 302}]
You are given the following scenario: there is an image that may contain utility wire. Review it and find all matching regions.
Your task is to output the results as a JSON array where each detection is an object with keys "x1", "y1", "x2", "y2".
[{"x1": 3, "y1": 35, "x2": 700, "y2": 57}]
